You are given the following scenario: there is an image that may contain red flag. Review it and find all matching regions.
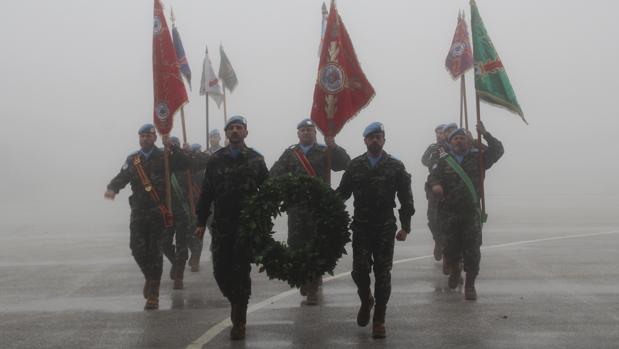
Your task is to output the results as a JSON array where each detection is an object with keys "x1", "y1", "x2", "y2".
[
  {"x1": 311, "y1": 1, "x2": 375, "y2": 137},
  {"x1": 445, "y1": 12, "x2": 474, "y2": 79},
  {"x1": 152, "y1": 0, "x2": 188, "y2": 135}
]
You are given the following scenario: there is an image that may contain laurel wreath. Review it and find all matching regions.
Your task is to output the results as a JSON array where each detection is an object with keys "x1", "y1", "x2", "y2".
[{"x1": 236, "y1": 174, "x2": 351, "y2": 288}]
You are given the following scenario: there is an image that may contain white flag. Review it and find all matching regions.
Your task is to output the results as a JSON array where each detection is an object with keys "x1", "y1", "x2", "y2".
[{"x1": 199, "y1": 45, "x2": 223, "y2": 108}]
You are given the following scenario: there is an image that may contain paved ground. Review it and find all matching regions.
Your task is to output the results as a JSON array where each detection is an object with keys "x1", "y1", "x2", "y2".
[{"x1": 1, "y1": 222, "x2": 618, "y2": 349}]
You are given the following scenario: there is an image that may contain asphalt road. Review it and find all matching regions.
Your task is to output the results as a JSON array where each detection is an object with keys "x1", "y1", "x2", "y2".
[{"x1": 1, "y1": 222, "x2": 618, "y2": 349}]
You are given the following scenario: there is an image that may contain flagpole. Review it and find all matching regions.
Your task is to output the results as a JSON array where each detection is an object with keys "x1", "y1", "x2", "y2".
[
  {"x1": 205, "y1": 95, "x2": 210, "y2": 147},
  {"x1": 222, "y1": 81, "x2": 228, "y2": 124},
  {"x1": 475, "y1": 93, "x2": 487, "y2": 221},
  {"x1": 462, "y1": 74, "x2": 470, "y2": 130},
  {"x1": 180, "y1": 107, "x2": 196, "y2": 216},
  {"x1": 163, "y1": 137, "x2": 173, "y2": 213},
  {"x1": 459, "y1": 78, "x2": 464, "y2": 128}
]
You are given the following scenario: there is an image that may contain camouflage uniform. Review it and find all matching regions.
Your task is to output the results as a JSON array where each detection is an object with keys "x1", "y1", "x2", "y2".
[
  {"x1": 106, "y1": 146, "x2": 188, "y2": 282},
  {"x1": 337, "y1": 152, "x2": 415, "y2": 309},
  {"x1": 270, "y1": 143, "x2": 350, "y2": 248},
  {"x1": 421, "y1": 142, "x2": 446, "y2": 245},
  {"x1": 185, "y1": 151, "x2": 209, "y2": 269},
  {"x1": 427, "y1": 132, "x2": 503, "y2": 277},
  {"x1": 195, "y1": 146, "x2": 268, "y2": 306}
]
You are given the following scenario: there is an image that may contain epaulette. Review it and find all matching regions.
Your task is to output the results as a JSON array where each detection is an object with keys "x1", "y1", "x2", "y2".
[
  {"x1": 288, "y1": 144, "x2": 297, "y2": 150},
  {"x1": 315, "y1": 144, "x2": 327, "y2": 152},
  {"x1": 247, "y1": 147, "x2": 264, "y2": 158}
]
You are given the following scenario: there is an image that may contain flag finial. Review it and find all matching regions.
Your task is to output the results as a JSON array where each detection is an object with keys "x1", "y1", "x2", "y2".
[
  {"x1": 322, "y1": 2, "x2": 328, "y2": 15},
  {"x1": 170, "y1": 7, "x2": 176, "y2": 24}
]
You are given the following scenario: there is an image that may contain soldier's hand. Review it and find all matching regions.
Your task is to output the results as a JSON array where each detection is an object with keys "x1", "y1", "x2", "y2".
[
  {"x1": 395, "y1": 229, "x2": 408, "y2": 241},
  {"x1": 195, "y1": 226, "x2": 206, "y2": 240},
  {"x1": 431, "y1": 184, "x2": 444, "y2": 198},
  {"x1": 104, "y1": 190, "x2": 116, "y2": 200},
  {"x1": 476, "y1": 122, "x2": 487, "y2": 136},
  {"x1": 324, "y1": 135, "x2": 337, "y2": 149}
]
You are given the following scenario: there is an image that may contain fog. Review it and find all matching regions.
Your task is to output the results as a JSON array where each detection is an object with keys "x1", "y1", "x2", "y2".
[{"x1": 1, "y1": 0, "x2": 618, "y2": 235}]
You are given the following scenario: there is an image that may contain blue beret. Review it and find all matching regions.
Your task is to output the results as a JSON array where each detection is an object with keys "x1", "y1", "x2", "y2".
[
  {"x1": 297, "y1": 118, "x2": 315, "y2": 129},
  {"x1": 169, "y1": 136, "x2": 180, "y2": 146},
  {"x1": 435, "y1": 124, "x2": 447, "y2": 132},
  {"x1": 209, "y1": 129, "x2": 220, "y2": 137},
  {"x1": 190, "y1": 143, "x2": 202, "y2": 152},
  {"x1": 225, "y1": 115, "x2": 247, "y2": 130},
  {"x1": 443, "y1": 122, "x2": 458, "y2": 132},
  {"x1": 363, "y1": 122, "x2": 385, "y2": 137},
  {"x1": 138, "y1": 123, "x2": 156, "y2": 135},
  {"x1": 448, "y1": 128, "x2": 467, "y2": 142}
]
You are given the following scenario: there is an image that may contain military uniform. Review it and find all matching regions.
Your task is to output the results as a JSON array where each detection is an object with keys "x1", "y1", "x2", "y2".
[
  {"x1": 186, "y1": 149, "x2": 209, "y2": 271},
  {"x1": 421, "y1": 142, "x2": 447, "y2": 250},
  {"x1": 195, "y1": 145, "x2": 268, "y2": 308},
  {"x1": 106, "y1": 141, "x2": 188, "y2": 308},
  {"x1": 337, "y1": 150, "x2": 414, "y2": 328},
  {"x1": 427, "y1": 129, "x2": 503, "y2": 298}
]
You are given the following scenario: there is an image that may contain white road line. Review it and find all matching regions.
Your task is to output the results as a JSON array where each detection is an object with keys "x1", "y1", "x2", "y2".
[{"x1": 186, "y1": 229, "x2": 619, "y2": 348}]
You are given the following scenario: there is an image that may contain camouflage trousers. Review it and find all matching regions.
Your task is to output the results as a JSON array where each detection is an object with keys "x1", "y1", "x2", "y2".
[
  {"x1": 351, "y1": 217, "x2": 397, "y2": 307},
  {"x1": 426, "y1": 196, "x2": 442, "y2": 242},
  {"x1": 211, "y1": 223, "x2": 251, "y2": 305},
  {"x1": 129, "y1": 208, "x2": 165, "y2": 280},
  {"x1": 161, "y1": 207, "x2": 190, "y2": 264},
  {"x1": 439, "y1": 208, "x2": 482, "y2": 275}
]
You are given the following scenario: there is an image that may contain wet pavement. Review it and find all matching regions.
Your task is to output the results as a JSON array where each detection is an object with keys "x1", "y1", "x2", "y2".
[{"x1": 1, "y1": 224, "x2": 618, "y2": 348}]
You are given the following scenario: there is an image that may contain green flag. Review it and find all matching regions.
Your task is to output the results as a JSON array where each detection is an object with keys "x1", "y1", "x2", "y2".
[{"x1": 470, "y1": 0, "x2": 526, "y2": 123}]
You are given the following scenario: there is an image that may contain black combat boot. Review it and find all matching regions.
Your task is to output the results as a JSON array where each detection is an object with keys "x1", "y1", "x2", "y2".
[
  {"x1": 356, "y1": 288, "x2": 374, "y2": 327},
  {"x1": 143, "y1": 279, "x2": 150, "y2": 299},
  {"x1": 372, "y1": 305, "x2": 386, "y2": 339},
  {"x1": 304, "y1": 278, "x2": 320, "y2": 305},
  {"x1": 448, "y1": 261, "x2": 462, "y2": 289},
  {"x1": 144, "y1": 280, "x2": 160, "y2": 310},
  {"x1": 464, "y1": 273, "x2": 477, "y2": 301},
  {"x1": 433, "y1": 240, "x2": 442, "y2": 261},
  {"x1": 173, "y1": 261, "x2": 186, "y2": 290},
  {"x1": 230, "y1": 303, "x2": 247, "y2": 340}
]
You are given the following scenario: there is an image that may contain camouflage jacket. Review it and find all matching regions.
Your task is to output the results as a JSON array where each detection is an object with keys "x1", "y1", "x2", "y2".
[
  {"x1": 269, "y1": 143, "x2": 350, "y2": 183},
  {"x1": 107, "y1": 146, "x2": 189, "y2": 211},
  {"x1": 427, "y1": 132, "x2": 504, "y2": 213},
  {"x1": 421, "y1": 143, "x2": 447, "y2": 170},
  {"x1": 336, "y1": 152, "x2": 415, "y2": 231},
  {"x1": 195, "y1": 145, "x2": 268, "y2": 227}
]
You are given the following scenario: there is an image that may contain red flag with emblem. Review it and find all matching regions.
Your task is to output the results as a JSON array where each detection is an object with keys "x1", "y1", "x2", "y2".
[
  {"x1": 311, "y1": 0, "x2": 375, "y2": 137},
  {"x1": 152, "y1": 0, "x2": 188, "y2": 135},
  {"x1": 445, "y1": 12, "x2": 474, "y2": 79}
]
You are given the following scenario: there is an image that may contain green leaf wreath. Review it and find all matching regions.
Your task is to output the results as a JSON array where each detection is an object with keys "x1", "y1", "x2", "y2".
[{"x1": 236, "y1": 174, "x2": 351, "y2": 288}]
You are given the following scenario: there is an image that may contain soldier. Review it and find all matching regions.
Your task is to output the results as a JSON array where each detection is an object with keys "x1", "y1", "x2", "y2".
[
  {"x1": 337, "y1": 122, "x2": 415, "y2": 339},
  {"x1": 195, "y1": 115, "x2": 268, "y2": 340},
  {"x1": 270, "y1": 118, "x2": 351, "y2": 305},
  {"x1": 427, "y1": 122, "x2": 504, "y2": 300},
  {"x1": 421, "y1": 124, "x2": 448, "y2": 261},
  {"x1": 207, "y1": 128, "x2": 223, "y2": 154},
  {"x1": 187, "y1": 143, "x2": 209, "y2": 272},
  {"x1": 104, "y1": 124, "x2": 188, "y2": 310}
]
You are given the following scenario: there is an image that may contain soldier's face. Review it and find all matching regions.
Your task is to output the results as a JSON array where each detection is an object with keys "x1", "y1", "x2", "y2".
[
  {"x1": 297, "y1": 126, "x2": 317, "y2": 145},
  {"x1": 139, "y1": 133, "x2": 157, "y2": 150},
  {"x1": 436, "y1": 130, "x2": 445, "y2": 143},
  {"x1": 364, "y1": 132, "x2": 385, "y2": 154},
  {"x1": 209, "y1": 135, "x2": 221, "y2": 147},
  {"x1": 450, "y1": 135, "x2": 469, "y2": 154},
  {"x1": 226, "y1": 124, "x2": 248, "y2": 145}
]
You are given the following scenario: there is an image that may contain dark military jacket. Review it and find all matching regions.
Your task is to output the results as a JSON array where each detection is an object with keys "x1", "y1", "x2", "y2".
[
  {"x1": 427, "y1": 132, "x2": 504, "y2": 213},
  {"x1": 269, "y1": 143, "x2": 350, "y2": 183},
  {"x1": 421, "y1": 143, "x2": 447, "y2": 170},
  {"x1": 195, "y1": 145, "x2": 268, "y2": 227},
  {"x1": 107, "y1": 146, "x2": 189, "y2": 211},
  {"x1": 337, "y1": 152, "x2": 415, "y2": 232}
]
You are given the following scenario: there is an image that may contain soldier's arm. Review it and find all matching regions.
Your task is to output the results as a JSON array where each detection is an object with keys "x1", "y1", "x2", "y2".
[
  {"x1": 396, "y1": 166, "x2": 415, "y2": 232},
  {"x1": 169, "y1": 144, "x2": 191, "y2": 171},
  {"x1": 269, "y1": 149, "x2": 291, "y2": 178},
  {"x1": 482, "y1": 131, "x2": 504, "y2": 169},
  {"x1": 189, "y1": 151, "x2": 210, "y2": 171},
  {"x1": 335, "y1": 165, "x2": 354, "y2": 200},
  {"x1": 257, "y1": 157, "x2": 269, "y2": 186},
  {"x1": 329, "y1": 146, "x2": 351, "y2": 172},
  {"x1": 195, "y1": 166, "x2": 214, "y2": 227},
  {"x1": 105, "y1": 159, "x2": 132, "y2": 198},
  {"x1": 427, "y1": 163, "x2": 445, "y2": 197},
  {"x1": 421, "y1": 144, "x2": 437, "y2": 168}
]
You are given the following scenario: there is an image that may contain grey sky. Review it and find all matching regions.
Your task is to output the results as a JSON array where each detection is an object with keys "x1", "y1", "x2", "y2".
[{"x1": 1, "y1": 0, "x2": 618, "y2": 233}]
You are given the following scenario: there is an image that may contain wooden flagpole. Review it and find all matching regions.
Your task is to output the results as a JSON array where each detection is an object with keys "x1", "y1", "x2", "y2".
[
  {"x1": 205, "y1": 95, "x2": 210, "y2": 148},
  {"x1": 180, "y1": 107, "x2": 196, "y2": 216},
  {"x1": 475, "y1": 94, "x2": 486, "y2": 220},
  {"x1": 461, "y1": 74, "x2": 470, "y2": 130}
]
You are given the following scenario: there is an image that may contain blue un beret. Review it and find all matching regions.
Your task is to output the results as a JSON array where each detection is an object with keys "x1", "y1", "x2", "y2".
[
  {"x1": 435, "y1": 124, "x2": 447, "y2": 132},
  {"x1": 297, "y1": 118, "x2": 315, "y2": 129},
  {"x1": 225, "y1": 115, "x2": 247, "y2": 130},
  {"x1": 209, "y1": 129, "x2": 221, "y2": 137},
  {"x1": 138, "y1": 123, "x2": 156, "y2": 135},
  {"x1": 443, "y1": 122, "x2": 458, "y2": 132},
  {"x1": 363, "y1": 122, "x2": 385, "y2": 137},
  {"x1": 169, "y1": 136, "x2": 180, "y2": 146},
  {"x1": 448, "y1": 128, "x2": 467, "y2": 142},
  {"x1": 190, "y1": 143, "x2": 202, "y2": 152}
]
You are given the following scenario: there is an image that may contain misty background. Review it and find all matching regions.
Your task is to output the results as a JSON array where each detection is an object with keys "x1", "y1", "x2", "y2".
[{"x1": 1, "y1": 0, "x2": 618, "y2": 239}]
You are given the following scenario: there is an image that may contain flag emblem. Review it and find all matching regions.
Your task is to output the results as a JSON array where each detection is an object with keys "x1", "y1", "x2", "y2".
[
  {"x1": 153, "y1": 17, "x2": 162, "y2": 35},
  {"x1": 450, "y1": 42, "x2": 466, "y2": 57},
  {"x1": 155, "y1": 102, "x2": 170, "y2": 121},
  {"x1": 319, "y1": 63, "x2": 345, "y2": 94}
]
